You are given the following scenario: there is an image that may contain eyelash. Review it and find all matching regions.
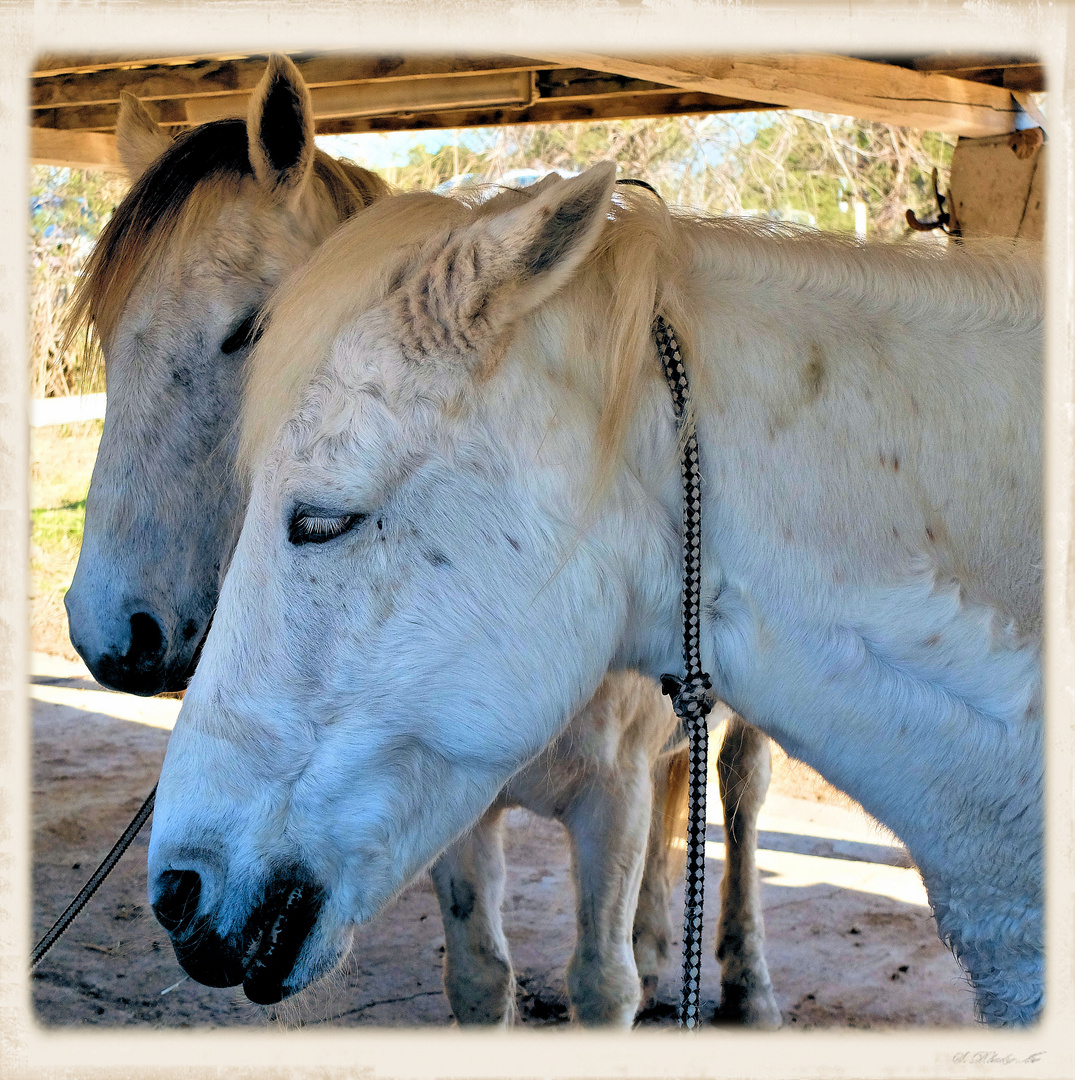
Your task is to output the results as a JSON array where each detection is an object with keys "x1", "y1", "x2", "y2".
[
  {"x1": 221, "y1": 310, "x2": 264, "y2": 355},
  {"x1": 288, "y1": 510, "x2": 367, "y2": 546}
]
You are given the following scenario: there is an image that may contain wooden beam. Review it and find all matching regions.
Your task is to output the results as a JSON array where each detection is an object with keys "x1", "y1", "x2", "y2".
[
  {"x1": 32, "y1": 54, "x2": 553, "y2": 109},
  {"x1": 948, "y1": 130, "x2": 1045, "y2": 241},
  {"x1": 537, "y1": 68, "x2": 674, "y2": 100},
  {"x1": 524, "y1": 53, "x2": 1024, "y2": 135},
  {"x1": 908, "y1": 54, "x2": 1039, "y2": 74},
  {"x1": 31, "y1": 128, "x2": 123, "y2": 171},
  {"x1": 33, "y1": 99, "x2": 188, "y2": 131},
  {"x1": 1003, "y1": 67, "x2": 1045, "y2": 93},
  {"x1": 314, "y1": 90, "x2": 767, "y2": 137},
  {"x1": 33, "y1": 53, "x2": 249, "y2": 77},
  {"x1": 183, "y1": 70, "x2": 535, "y2": 125},
  {"x1": 903, "y1": 57, "x2": 1045, "y2": 94}
]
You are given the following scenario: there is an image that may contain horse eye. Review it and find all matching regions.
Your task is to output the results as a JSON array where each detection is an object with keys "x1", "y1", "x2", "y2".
[
  {"x1": 221, "y1": 310, "x2": 264, "y2": 354},
  {"x1": 288, "y1": 508, "x2": 367, "y2": 546}
]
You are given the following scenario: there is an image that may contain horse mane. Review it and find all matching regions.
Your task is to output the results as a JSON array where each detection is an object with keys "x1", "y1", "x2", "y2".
[
  {"x1": 239, "y1": 191, "x2": 468, "y2": 470},
  {"x1": 63, "y1": 118, "x2": 391, "y2": 353},
  {"x1": 313, "y1": 150, "x2": 392, "y2": 222},
  {"x1": 238, "y1": 182, "x2": 1043, "y2": 478},
  {"x1": 681, "y1": 212, "x2": 1042, "y2": 333}
]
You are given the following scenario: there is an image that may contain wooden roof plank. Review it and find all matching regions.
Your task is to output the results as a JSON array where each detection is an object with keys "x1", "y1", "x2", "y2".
[
  {"x1": 907, "y1": 53, "x2": 1039, "y2": 73},
  {"x1": 32, "y1": 54, "x2": 556, "y2": 110},
  {"x1": 33, "y1": 53, "x2": 250, "y2": 77},
  {"x1": 31, "y1": 128, "x2": 123, "y2": 171},
  {"x1": 523, "y1": 52, "x2": 1025, "y2": 135},
  {"x1": 538, "y1": 69, "x2": 673, "y2": 99},
  {"x1": 184, "y1": 70, "x2": 536, "y2": 125},
  {"x1": 314, "y1": 91, "x2": 769, "y2": 137},
  {"x1": 33, "y1": 98, "x2": 188, "y2": 131}
]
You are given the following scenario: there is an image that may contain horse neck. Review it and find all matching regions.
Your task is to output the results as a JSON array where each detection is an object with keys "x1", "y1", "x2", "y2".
[
  {"x1": 525, "y1": 259, "x2": 706, "y2": 682},
  {"x1": 606, "y1": 371, "x2": 694, "y2": 682}
]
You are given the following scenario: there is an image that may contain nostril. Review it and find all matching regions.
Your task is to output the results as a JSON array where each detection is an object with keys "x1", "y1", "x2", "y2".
[
  {"x1": 127, "y1": 611, "x2": 165, "y2": 665},
  {"x1": 153, "y1": 869, "x2": 202, "y2": 934}
]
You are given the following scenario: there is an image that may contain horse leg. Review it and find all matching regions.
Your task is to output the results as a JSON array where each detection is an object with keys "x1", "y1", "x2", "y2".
[
  {"x1": 714, "y1": 715, "x2": 782, "y2": 1028},
  {"x1": 561, "y1": 762, "x2": 651, "y2": 1026},
  {"x1": 631, "y1": 749, "x2": 688, "y2": 1010},
  {"x1": 429, "y1": 805, "x2": 516, "y2": 1025}
]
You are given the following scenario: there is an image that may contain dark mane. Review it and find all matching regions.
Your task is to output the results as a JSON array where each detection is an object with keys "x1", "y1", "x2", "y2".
[
  {"x1": 64, "y1": 118, "x2": 389, "y2": 352},
  {"x1": 66, "y1": 120, "x2": 252, "y2": 349}
]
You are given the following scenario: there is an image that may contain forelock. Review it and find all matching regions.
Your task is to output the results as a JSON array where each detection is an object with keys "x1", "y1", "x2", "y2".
[
  {"x1": 238, "y1": 192, "x2": 470, "y2": 471},
  {"x1": 66, "y1": 119, "x2": 254, "y2": 350}
]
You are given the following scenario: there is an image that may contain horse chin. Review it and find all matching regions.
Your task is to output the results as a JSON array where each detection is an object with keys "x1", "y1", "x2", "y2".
[
  {"x1": 239, "y1": 876, "x2": 327, "y2": 1005},
  {"x1": 242, "y1": 935, "x2": 342, "y2": 1006},
  {"x1": 92, "y1": 652, "x2": 195, "y2": 696}
]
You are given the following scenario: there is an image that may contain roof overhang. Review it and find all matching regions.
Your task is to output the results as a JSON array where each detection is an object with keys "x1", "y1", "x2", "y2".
[{"x1": 31, "y1": 51, "x2": 1044, "y2": 172}]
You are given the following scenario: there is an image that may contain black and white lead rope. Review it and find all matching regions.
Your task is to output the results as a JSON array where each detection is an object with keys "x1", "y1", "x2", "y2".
[
  {"x1": 616, "y1": 180, "x2": 714, "y2": 1026},
  {"x1": 654, "y1": 314, "x2": 715, "y2": 1030}
]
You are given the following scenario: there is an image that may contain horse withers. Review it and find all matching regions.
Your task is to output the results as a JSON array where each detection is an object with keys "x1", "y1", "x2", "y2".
[
  {"x1": 63, "y1": 56, "x2": 779, "y2": 1026},
  {"x1": 146, "y1": 161, "x2": 1043, "y2": 1023}
]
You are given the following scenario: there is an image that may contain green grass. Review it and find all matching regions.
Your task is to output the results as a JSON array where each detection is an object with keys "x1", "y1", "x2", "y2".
[
  {"x1": 29, "y1": 423, "x2": 101, "y2": 658},
  {"x1": 32, "y1": 498, "x2": 87, "y2": 554}
]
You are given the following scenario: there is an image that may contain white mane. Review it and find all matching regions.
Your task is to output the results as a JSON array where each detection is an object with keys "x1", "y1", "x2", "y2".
[{"x1": 242, "y1": 185, "x2": 1042, "y2": 478}]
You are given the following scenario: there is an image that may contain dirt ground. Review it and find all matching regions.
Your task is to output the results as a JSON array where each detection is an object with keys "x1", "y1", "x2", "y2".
[{"x1": 27, "y1": 423, "x2": 976, "y2": 1031}]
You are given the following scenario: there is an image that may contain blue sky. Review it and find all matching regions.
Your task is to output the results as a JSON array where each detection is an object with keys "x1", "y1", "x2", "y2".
[
  {"x1": 316, "y1": 130, "x2": 467, "y2": 169},
  {"x1": 315, "y1": 112, "x2": 770, "y2": 173}
]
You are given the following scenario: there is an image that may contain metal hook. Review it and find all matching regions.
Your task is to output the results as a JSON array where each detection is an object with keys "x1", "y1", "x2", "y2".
[{"x1": 905, "y1": 167, "x2": 960, "y2": 238}]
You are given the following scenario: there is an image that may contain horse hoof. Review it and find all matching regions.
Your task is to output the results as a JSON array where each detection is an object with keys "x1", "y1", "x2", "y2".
[
  {"x1": 639, "y1": 974, "x2": 660, "y2": 1011},
  {"x1": 715, "y1": 982, "x2": 782, "y2": 1029}
]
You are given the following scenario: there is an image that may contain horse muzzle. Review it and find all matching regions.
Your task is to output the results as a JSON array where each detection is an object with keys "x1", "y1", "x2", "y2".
[
  {"x1": 66, "y1": 599, "x2": 204, "y2": 696},
  {"x1": 64, "y1": 564, "x2": 214, "y2": 696},
  {"x1": 151, "y1": 863, "x2": 326, "y2": 1004}
]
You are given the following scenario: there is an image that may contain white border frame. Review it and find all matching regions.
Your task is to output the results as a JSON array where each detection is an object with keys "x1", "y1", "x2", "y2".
[{"x1": 3, "y1": 3, "x2": 1071, "y2": 1077}]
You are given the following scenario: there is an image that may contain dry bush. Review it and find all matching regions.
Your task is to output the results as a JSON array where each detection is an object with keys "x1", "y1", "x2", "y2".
[{"x1": 29, "y1": 166, "x2": 129, "y2": 399}]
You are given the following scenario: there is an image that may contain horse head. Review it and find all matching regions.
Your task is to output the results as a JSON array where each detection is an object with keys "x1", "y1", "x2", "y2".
[
  {"x1": 147, "y1": 164, "x2": 679, "y2": 1003},
  {"x1": 64, "y1": 55, "x2": 387, "y2": 695}
]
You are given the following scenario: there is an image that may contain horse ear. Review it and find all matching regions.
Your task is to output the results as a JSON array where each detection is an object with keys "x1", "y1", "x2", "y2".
[
  {"x1": 488, "y1": 162, "x2": 617, "y2": 318},
  {"x1": 116, "y1": 92, "x2": 171, "y2": 180},
  {"x1": 403, "y1": 163, "x2": 617, "y2": 359},
  {"x1": 247, "y1": 54, "x2": 315, "y2": 204}
]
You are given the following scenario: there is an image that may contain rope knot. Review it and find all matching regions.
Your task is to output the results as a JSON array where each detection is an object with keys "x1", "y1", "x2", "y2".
[{"x1": 660, "y1": 672, "x2": 713, "y2": 724}]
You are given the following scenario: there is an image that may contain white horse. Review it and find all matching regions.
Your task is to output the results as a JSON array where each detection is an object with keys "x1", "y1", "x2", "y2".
[
  {"x1": 65, "y1": 57, "x2": 779, "y2": 1026},
  {"x1": 146, "y1": 160, "x2": 1043, "y2": 1025}
]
